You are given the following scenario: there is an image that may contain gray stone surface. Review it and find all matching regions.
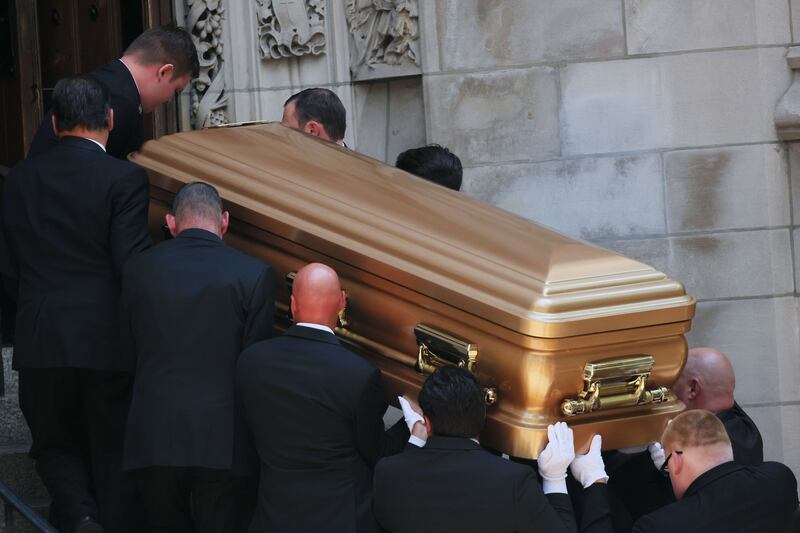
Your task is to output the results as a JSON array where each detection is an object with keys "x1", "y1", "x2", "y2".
[
  {"x1": 433, "y1": 0, "x2": 624, "y2": 71},
  {"x1": 386, "y1": 78, "x2": 427, "y2": 166},
  {"x1": 462, "y1": 154, "x2": 664, "y2": 240},
  {"x1": 353, "y1": 78, "x2": 427, "y2": 164},
  {"x1": 425, "y1": 67, "x2": 560, "y2": 165},
  {"x1": 795, "y1": 229, "x2": 800, "y2": 292},
  {"x1": 788, "y1": 142, "x2": 800, "y2": 223},
  {"x1": 625, "y1": 0, "x2": 791, "y2": 55},
  {"x1": 602, "y1": 229, "x2": 794, "y2": 300},
  {"x1": 1, "y1": 347, "x2": 30, "y2": 447},
  {"x1": 665, "y1": 144, "x2": 791, "y2": 232},
  {"x1": 354, "y1": 81, "x2": 389, "y2": 161},
  {"x1": 792, "y1": 0, "x2": 800, "y2": 44},
  {"x1": 687, "y1": 297, "x2": 800, "y2": 405},
  {"x1": 560, "y1": 48, "x2": 790, "y2": 155}
]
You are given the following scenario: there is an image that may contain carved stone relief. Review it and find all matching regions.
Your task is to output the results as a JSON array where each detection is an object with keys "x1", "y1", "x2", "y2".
[
  {"x1": 256, "y1": 0, "x2": 326, "y2": 60},
  {"x1": 186, "y1": 0, "x2": 228, "y2": 128},
  {"x1": 346, "y1": 0, "x2": 421, "y2": 80}
]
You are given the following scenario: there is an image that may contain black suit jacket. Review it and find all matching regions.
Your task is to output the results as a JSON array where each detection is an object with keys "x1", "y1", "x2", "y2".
[
  {"x1": 236, "y1": 325, "x2": 409, "y2": 533},
  {"x1": 631, "y1": 461, "x2": 798, "y2": 533},
  {"x1": 121, "y1": 228, "x2": 274, "y2": 473},
  {"x1": 28, "y1": 60, "x2": 144, "y2": 160},
  {"x1": 2, "y1": 136, "x2": 150, "y2": 370},
  {"x1": 373, "y1": 435, "x2": 613, "y2": 533},
  {"x1": 718, "y1": 402, "x2": 763, "y2": 465},
  {"x1": 605, "y1": 401, "x2": 766, "y2": 529}
]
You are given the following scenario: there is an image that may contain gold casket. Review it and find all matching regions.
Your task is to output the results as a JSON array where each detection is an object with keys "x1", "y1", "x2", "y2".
[{"x1": 131, "y1": 123, "x2": 696, "y2": 459}]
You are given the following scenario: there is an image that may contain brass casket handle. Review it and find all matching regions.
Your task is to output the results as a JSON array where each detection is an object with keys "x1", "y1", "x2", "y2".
[
  {"x1": 561, "y1": 355, "x2": 670, "y2": 416},
  {"x1": 414, "y1": 324, "x2": 497, "y2": 405}
]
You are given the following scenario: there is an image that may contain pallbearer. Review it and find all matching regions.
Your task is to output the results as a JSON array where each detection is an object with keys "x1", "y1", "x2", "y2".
[
  {"x1": 121, "y1": 182, "x2": 275, "y2": 532},
  {"x1": 2, "y1": 77, "x2": 151, "y2": 532}
]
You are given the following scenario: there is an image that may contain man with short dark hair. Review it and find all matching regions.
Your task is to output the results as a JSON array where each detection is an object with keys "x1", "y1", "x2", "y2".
[
  {"x1": 373, "y1": 366, "x2": 612, "y2": 533},
  {"x1": 395, "y1": 144, "x2": 463, "y2": 191},
  {"x1": 281, "y1": 88, "x2": 347, "y2": 144},
  {"x1": 629, "y1": 410, "x2": 798, "y2": 532},
  {"x1": 236, "y1": 263, "x2": 409, "y2": 532},
  {"x1": 28, "y1": 24, "x2": 198, "y2": 160},
  {"x1": 121, "y1": 182, "x2": 274, "y2": 532},
  {"x1": 2, "y1": 76, "x2": 151, "y2": 533}
]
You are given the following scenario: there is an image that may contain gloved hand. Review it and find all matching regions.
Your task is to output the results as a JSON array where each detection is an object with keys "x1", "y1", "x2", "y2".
[
  {"x1": 398, "y1": 396, "x2": 427, "y2": 444},
  {"x1": 570, "y1": 434, "x2": 609, "y2": 488},
  {"x1": 537, "y1": 422, "x2": 575, "y2": 494},
  {"x1": 649, "y1": 442, "x2": 666, "y2": 470}
]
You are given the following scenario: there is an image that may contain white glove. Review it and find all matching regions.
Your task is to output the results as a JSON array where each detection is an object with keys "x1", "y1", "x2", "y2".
[
  {"x1": 537, "y1": 422, "x2": 575, "y2": 494},
  {"x1": 648, "y1": 442, "x2": 666, "y2": 470},
  {"x1": 570, "y1": 434, "x2": 609, "y2": 488},
  {"x1": 398, "y1": 396, "x2": 424, "y2": 431}
]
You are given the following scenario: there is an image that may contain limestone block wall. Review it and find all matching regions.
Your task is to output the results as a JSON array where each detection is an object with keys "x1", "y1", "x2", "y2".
[{"x1": 423, "y1": 0, "x2": 800, "y2": 477}]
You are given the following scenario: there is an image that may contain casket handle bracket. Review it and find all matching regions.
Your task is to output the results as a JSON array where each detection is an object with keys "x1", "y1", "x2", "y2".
[
  {"x1": 414, "y1": 324, "x2": 496, "y2": 405},
  {"x1": 561, "y1": 355, "x2": 670, "y2": 416}
]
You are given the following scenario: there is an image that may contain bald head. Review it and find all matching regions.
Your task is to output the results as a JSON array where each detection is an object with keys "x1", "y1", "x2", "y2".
[
  {"x1": 290, "y1": 263, "x2": 345, "y2": 328},
  {"x1": 672, "y1": 347, "x2": 736, "y2": 413}
]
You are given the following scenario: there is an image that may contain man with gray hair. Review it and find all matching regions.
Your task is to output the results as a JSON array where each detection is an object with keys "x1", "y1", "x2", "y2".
[{"x1": 120, "y1": 182, "x2": 275, "y2": 532}]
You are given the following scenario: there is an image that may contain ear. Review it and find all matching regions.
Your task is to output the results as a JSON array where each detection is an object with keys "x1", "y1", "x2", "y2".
[
  {"x1": 51, "y1": 114, "x2": 59, "y2": 136},
  {"x1": 688, "y1": 378, "x2": 700, "y2": 400},
  {"x1": 107, "y1": 108, "x2": 115, "y2": 132},
  {"x1": 165, "y1": 213, "x2": 178, "y2": 237},
  {"x1": 157, "y1": 64, "x2": 175, "y2": 81},
  {"x1": 671, "y1": 451, "x2": 684, "y2": 476},
  {"x1": 220, "y1": 211, "x2": 230, "y2": 237},
  {"x1": 304, "y1": 120, "x2": 323, "y2": 138},
  {"x1": 423, "y1": 415, "x2": 433, "y2": 435},
  {"x1": 338, "y1": 289, "x2": 346, "y2": 313},
  {"x1": 290, "y1": 294, "x2": 297, "y2": 321}
]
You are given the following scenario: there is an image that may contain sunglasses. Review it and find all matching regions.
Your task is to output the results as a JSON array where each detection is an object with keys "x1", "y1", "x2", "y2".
[{"x1": 660, "y1": 450, "x2": 683, "y2": 476}]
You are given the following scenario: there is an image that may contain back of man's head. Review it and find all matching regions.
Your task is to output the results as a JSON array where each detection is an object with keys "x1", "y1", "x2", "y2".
[
  {"x1": 282, "y1": 88, "x2": 346, "y2": 143},
  {"x1": 167, "y1": 182, "x2": 227, "y2": 237},
  {"x1": 52, "y1": 77, "x2": 111, "y2": 134},
  {"x1": 396, "y1": 145, "x2": 463, "y2": 191},
  {"x1": 672, "y1": 347, "x2": 736, "y2": 412},
  {"x1": 419, "y1": 366, "x2": 485, "y2": 438},
  {"x1": 661, "y1": 409, "x2": 734, "y2": 499},
  {"x1": 124, "y1": 24, "x2": 200, "y2": 79},
  {"x1": 290, "y1": 263, "x2": 344, "y2": 328}
]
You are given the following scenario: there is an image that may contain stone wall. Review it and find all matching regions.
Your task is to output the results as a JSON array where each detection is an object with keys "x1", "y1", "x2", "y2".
[{"x1": 424, "y1": 0, "x2": 799, "y2": 476}]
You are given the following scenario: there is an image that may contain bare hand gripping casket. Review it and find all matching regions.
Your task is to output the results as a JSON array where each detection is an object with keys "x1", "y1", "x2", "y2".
[{"x1": 130, "y1": 123, "x2": 696, "y2": 459}]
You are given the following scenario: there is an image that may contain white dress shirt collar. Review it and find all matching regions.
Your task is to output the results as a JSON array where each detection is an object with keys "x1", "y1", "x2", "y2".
[
  {"x1": 86, "y1": 138, "x2": 106, "y2": 152},
  {"x1": 295, "y1": 322, "x2": 334, "y2": 335}
]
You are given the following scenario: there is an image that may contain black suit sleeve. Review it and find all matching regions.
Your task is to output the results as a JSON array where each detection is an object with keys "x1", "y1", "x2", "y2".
[
  {"x1": 516, "y1": 471, "x2": 577, "y2": 533},
  {"x1": 1, "y1": 175, "x2": 19, "y2": 297},
  {"x1": 109, "y1": 166, "x2": 152, "y2": 276},
  {"x1": 631, "y1": 514, "x2": 657, "y2": 533},
  {"x1": 354, "y1": 369, "x2": 409, "y2": 468},
  {"x1": 242, "y1": 264, "x2": 275, "y2": 348},
  {"x1": 579, "y1": 483, "x2": 616, "y2": 533}
]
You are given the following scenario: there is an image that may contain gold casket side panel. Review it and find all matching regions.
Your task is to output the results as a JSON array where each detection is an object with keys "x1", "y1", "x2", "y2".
[
  {"x1": 133, "y1": 123, "x2": 694, "y2": 339},
  {"x1": 137, "y1": 124, "x2": 695, "y2": 457}
]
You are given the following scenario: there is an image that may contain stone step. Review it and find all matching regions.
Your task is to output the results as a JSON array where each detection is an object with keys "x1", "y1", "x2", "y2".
[{"x1": 0, "y1": 501, "x2": 51, "y2": 533}]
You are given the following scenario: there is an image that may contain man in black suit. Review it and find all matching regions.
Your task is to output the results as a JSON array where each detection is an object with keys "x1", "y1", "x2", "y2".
[
  {"x1": 281, "y1": 88, "x2": 347, "y2": 145},
  {"x1": 121, "y1": 182, "x2": 274, "y2": 532},
  {"x1": 628, "y1": 409, "x2": 798, "y2": 532},
  {"x1": 236, "y1": 263, "x2": 410, "y2": 532},
  {"x1": 604, "y1": 345, "x2": 765, "y2": 529},
  {"x1": 373, "y1": 366, "x2": 613, "y2": 533},
  {"x1": 670, "y1": 347, "x2": 763, "y2": 465},
  {"x1": 28, "y1": 24, "x2": 198, "y2": 160},
  {"x1": 2, "y1": 77, "x2": 151, "y2": 533}
]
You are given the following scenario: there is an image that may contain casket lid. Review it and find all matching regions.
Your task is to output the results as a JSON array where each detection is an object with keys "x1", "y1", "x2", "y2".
[{"x1": 131, "y1": 123, "x2": 695, "y2": 338}]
